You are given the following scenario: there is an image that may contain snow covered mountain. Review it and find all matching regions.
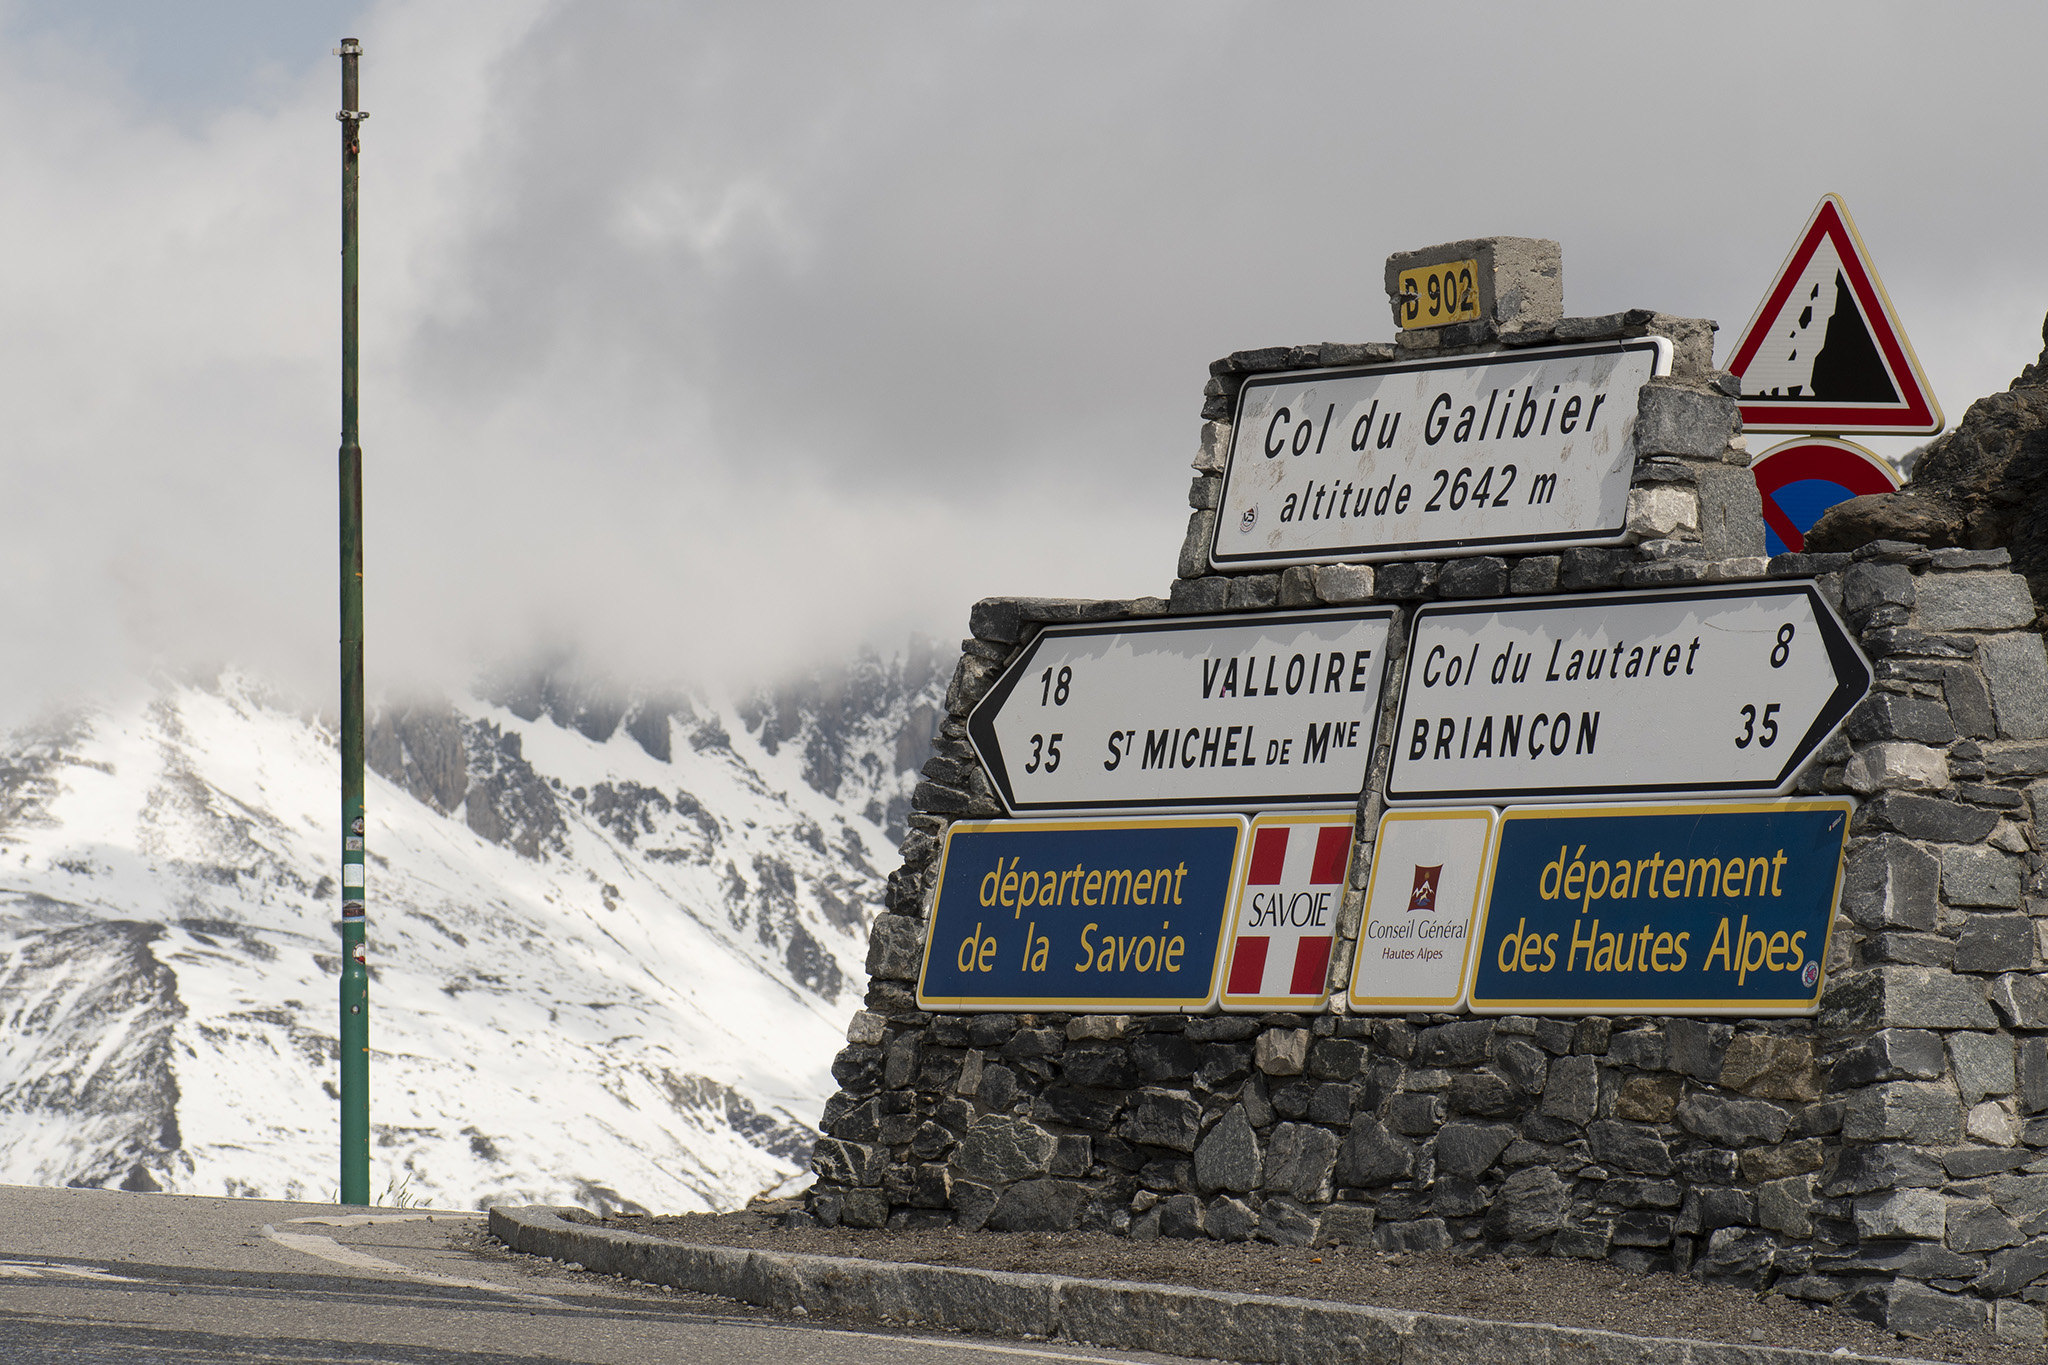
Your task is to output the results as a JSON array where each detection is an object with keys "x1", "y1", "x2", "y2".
[{"x1": 0, "y1": 644, "x2": 945, "y2": 1212}]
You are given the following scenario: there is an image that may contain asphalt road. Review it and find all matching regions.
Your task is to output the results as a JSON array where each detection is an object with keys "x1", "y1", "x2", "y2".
[{"x1": 0, "y1": 1185, "x2": 1198, "y2": 1364}]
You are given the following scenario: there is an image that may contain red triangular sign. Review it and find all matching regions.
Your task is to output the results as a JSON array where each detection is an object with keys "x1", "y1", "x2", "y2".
[{"x1": 1725, "y1": 194, "x2": 1942, "y2": 436}]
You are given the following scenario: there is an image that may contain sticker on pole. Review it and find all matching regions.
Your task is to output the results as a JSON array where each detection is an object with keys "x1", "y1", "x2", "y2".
[
  {"x1": 1468, "y1": 800, "x2": 1851, "y2": 1017},
  {"x1": 1725, "y1": 194, "x2": 1942, "y2": 436},
  {"x1": 1752, "y1": 437, "x2": 1901, "y2": 557},
  {"x1": 916, "y1": 816, "x2": 1247, "y2": 1013},
  {"x1": 1346, "y1": 807, "x2": 1496, "y2": 1013},
  {"x1": 1218, "y1": 811, "x2": 1355, "y2": 1011}
]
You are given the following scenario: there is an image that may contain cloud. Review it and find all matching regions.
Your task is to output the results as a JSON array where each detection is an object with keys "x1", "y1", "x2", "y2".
[{"x1": 0, "y1": 0, "x2": 2042, "y2": 721}]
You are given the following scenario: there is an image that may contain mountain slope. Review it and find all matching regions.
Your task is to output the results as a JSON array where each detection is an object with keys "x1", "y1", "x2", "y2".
[{"x1": 0, "y1": 646, "x2": 943, "y2": 1211}]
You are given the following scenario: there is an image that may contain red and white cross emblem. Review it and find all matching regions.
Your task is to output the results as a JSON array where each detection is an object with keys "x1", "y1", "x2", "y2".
[{"x1": 1224, "y1": 818, "x2": 1352, "y2": 1002}]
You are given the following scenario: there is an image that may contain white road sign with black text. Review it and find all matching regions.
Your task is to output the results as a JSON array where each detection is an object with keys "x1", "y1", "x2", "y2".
[
  {"x1": 968, "y1": 609, "x2": 1395, "y2": 814},
  {"x1": 1385, "y1": 583, "x2": 1869, "y2": 803},
  {"x1": 1211, "y1": 340, "x2": 1672, "y2": 568}
]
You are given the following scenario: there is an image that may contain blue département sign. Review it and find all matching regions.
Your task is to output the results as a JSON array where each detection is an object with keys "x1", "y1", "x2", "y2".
[
  {"x1": 1470, "y1": 800, "x2": 1851, "y2": 1016},
  {"x1": 917, "y1": 817, "x2": 1247, "y2": 1013}
]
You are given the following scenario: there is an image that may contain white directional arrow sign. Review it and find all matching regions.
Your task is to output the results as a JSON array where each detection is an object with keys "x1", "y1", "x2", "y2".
[
  {"x1": 1385, "y1": 582, "x2": 1869, "y2": 804},
  {"x1": 968, "y1": 608, "x2": 1395, "y2": 815}
]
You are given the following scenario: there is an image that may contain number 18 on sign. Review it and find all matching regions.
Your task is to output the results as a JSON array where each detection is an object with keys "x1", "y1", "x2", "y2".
[{"x1": 1386, "y1": 582, "x2": 1870, "y2": 804}]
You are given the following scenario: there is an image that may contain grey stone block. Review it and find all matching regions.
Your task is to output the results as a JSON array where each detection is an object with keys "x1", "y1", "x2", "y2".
[
  {"x1": 1261, "y1": 1122, "x2": 1340, "y2": 1203},
  {"x1": 1819, "y1": 966, "x2": 1996, "y2": 1029},
  {"x1": 1192, "y1": 1105, "x2": 1261, "y2": 1195},
  {"x1": 1996, "y1": 1300, "x2": 2047, "y2": 1344},
  {"x1": 1335, "y1": 1116, "x2": 1415, "y2": 1187},
  {"x1": 1191, "y1": 420, "x2": 1230, "y2": 475},
  {"x1": 1509, "y1": 556, "x2": 1560, "y2": 594},
  {"x1": 1866, "y1": 930, "x2": 1956, "y2": 966},
  {"x1": 1307, "y1": 1036, "x2": 1367, "y2": 1080},
  {"x1": 1940, "y1": 665, "x2": 1998, "y2": 738},
  {"x1": 1829, "y1": 1028, "x2": 1946, "y2": 1089},
  {"x1": 1177, "y1": 508, "x2": 1218, "y2": 579},
  {"x1": 952, "y1": 1116, "x2": 1056, "y2": 1185},
  {"x1": 1848, "y1": 1282, "x2": 1990, "y2": 1337},
  {"x1": 1983, "y1": 631, "x2": 2048, "y2": 739},
  {"x1": 1205, "y1": 1195, "x2": 1255, "y2": 1244},
  {"x1": 1385, "y1": 1092, "x2": 1443, "y2": 1135},
  {"x1": 1486, "y1": 1166, "x2": 1569, "y2": 1241},
  {"x1": 1665, "y1": 1018, "x2": 1732, "y2": 1079},
  {"x1": 1167, "y1": 576, "x2": 1229, "y2": 614},
  {"x1": 812, "y1": 1139, "x2": 889, "y2": 1187},
  {"x1": 1854, "y1": 1186, "x2": 1946, "y2": 1240},
  {"x1": 1757, "y1": 1175, "x2": 1815, "y2": 1237},
  {"x1": 1312, "y1": 563, "x2": 1374, "y2": 604},
  {"x1": 1978, "y1": 1236, "x2": 2048, "y2": 1295},
  {"x1": 1823, "y1": 1143, "x2": 1948, "y2": 1196},
  {"x1": 1694, "y1": 463, "x2": 1766, "y2": 559},
  {"x1": 1119, "y1": 1089, "x2": 1201, "y2": 1153},
  {"x1": 1916, "y1": 571, "x2": 2037, "y2": 631},
  {"x1": 1717, "y1": 1034, "x2": 1820, "y2": 1101},
  {"x1": 1539, "y1": 1053, "x2": 1597, "y2": 1124},
  {"x1": 1674, "y1": 1094, "x2": 1790, "y2": 1147},
  {"x1": 1947, "y1": 1198, "x2": 2024, "y2": 1253},
  {"x1": 1991, "y1": 971, "x2": 2048, "y2": 1027},
  {"x1": 1852, "y1": 793, "x2": 2001, "y2": 843},
  {"x1": 1841, "y1": 561, "x2": 1915, "y2": 622},
  {"x1": 1605, "y1": 1029, "x2": 1666, "y2": 1071},
  {"x1": 1944, "y1": 845, "x2": 2025, "y2": 909},
  {"x1": 1558, "y1": 547, "x2": 1627, "y2": 591},
  {"x1": 985, "y1": 1179, "x2": 1089, "y2": 1232},
  {"x1": 1437, "y1": 556, "x2": 1507, "y2": 598},
  {"x1": 1277, "y1": 566, "x2": 1316, "y2": 607},
  {"x1": 1446, "y1": 1069, "x2": 1518, "y2": 1116},
  {"x1": 1319, "y1": 1204, "x2": 1378, "y2": 1249},
  {"x1": 1635, "y1": 382, "x2": 1739, "y2": 459},
  {"x1": 1586, "y1": 1120, "x2": 1673, "y2": 1175},
  {"x1": 1049, "y1": 1135, "x2": 1090, "y2": 1177},
  {"x1": 1847, "y1": 693, "x2": 1957, "y2": 745},
  {"x1": 1373, "y1": 1217, "x2": 1453, "y2": 1254},
  {"x1": 1255, "y1": 1027, "x2": 1309, "y2": 1075},
  {"x1": 865, "y1": 914, "x2": 926, "y2": 980},
  {"x1": 1949, "y1": 1031, "x2": 2018, "y2": 1104},
  {"x1": 1434, "y1": 1122, "x2": 1515, "y2": 1179},
  {"x1": 1956, "y1": 913, "x2": 2034, "y2": 971},
  {"x1": 1375, "y1": 561, "x2": 1438, "y2": 600},
  {"x1": 1842, "y1": 1081, "x2": 1964, "y2": 1144},
  {"x1": 1225, "y1": 574, "x2": 1280, "y2": 611},
  {"x1": 1414, "y1": 1019, "x2": 1491, "y2": 1067},
  {"x1": 1156, "y1": 1192, "x2": 1206, "y2": 1240},
  {"x1": 2021, "y1": 1037, "x2": 2048, "y2": 1115},
  {"x1": 1254, "y1": 1197, "x2": 1319, "y2": 1248}
]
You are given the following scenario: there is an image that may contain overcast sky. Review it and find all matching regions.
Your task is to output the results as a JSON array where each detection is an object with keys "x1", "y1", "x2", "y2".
[{"x1": 1, "y1": 1, "x2": 2042, "y2": 717}]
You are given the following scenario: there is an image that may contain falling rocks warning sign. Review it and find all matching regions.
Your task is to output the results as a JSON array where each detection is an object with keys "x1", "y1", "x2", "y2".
[{"x1": 1725, "y1": 193, "x2": 1941, "y2": 436}]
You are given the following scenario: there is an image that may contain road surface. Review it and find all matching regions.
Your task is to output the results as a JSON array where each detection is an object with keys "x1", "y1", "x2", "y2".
[{"x1": 0, "y1": 1184, "x2": 1198, "y2": 1364}]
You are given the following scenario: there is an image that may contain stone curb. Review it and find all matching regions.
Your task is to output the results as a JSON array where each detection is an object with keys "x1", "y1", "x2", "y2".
[{"x1": 488, "y1": 1206, "x2": 1927, "y2": 1365}]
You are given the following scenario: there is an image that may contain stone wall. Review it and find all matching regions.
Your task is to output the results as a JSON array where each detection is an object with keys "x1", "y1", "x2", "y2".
[{"x1": 807, "y1": 247, "x2": 2048, "y2": 1347}]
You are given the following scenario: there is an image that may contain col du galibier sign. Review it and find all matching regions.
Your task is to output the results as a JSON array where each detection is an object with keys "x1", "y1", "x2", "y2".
[{"x1": 1211, "y1": 339, "x2": 1671, "y2": 568}]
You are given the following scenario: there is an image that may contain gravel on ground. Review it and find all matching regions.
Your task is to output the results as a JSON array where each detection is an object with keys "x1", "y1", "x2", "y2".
[{"x1": 600, "y1": 1208, "x2": 2036, "y2": 1365}]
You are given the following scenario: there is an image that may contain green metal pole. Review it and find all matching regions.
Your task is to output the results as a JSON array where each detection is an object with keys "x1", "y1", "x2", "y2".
[{"x1": 337, "y1": 37, "x2": 370, "y2": 1207}]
